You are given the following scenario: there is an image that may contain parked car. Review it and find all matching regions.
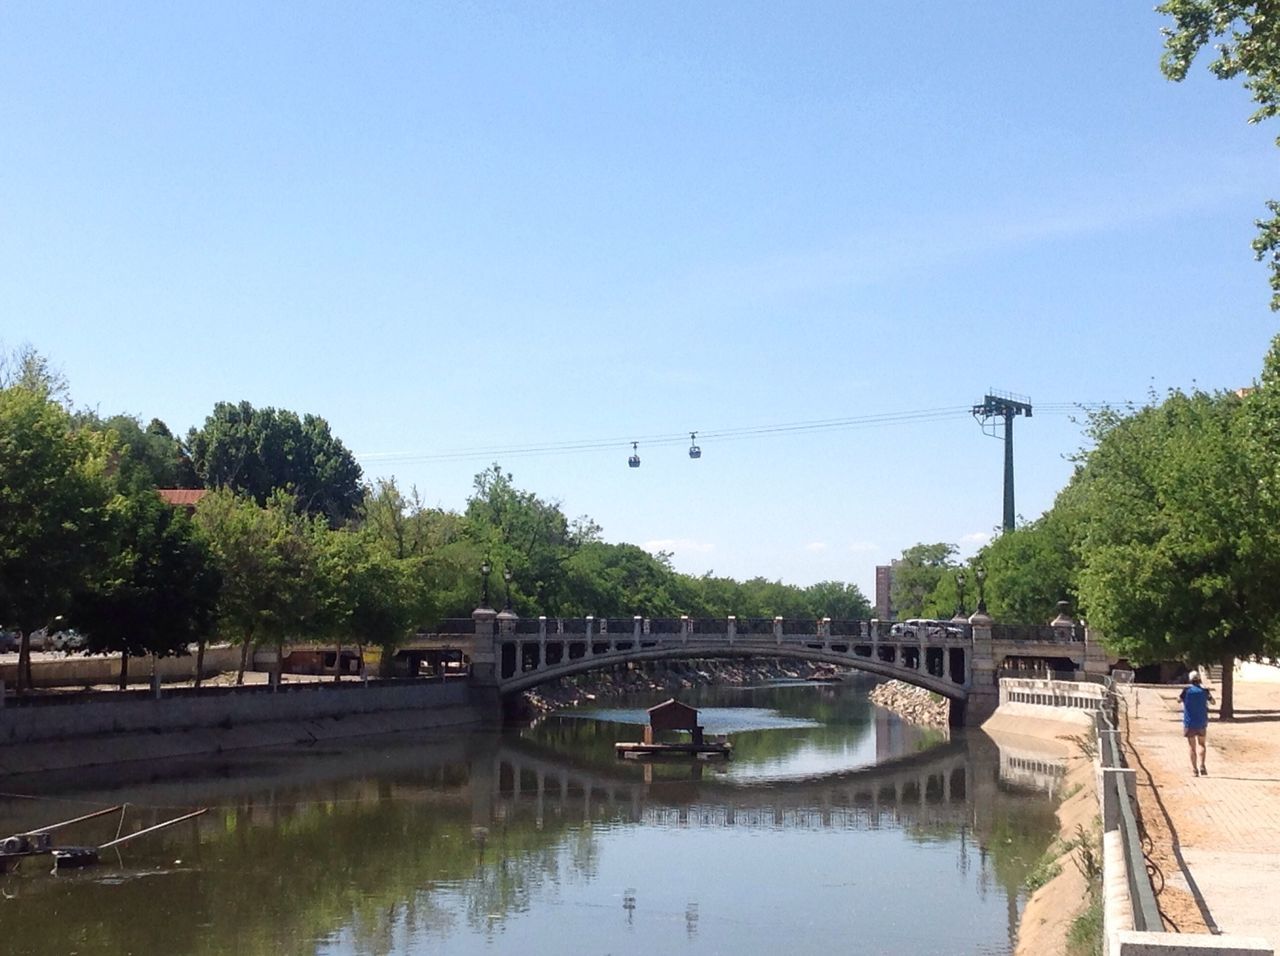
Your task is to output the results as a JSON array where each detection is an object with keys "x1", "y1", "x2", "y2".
[
  {"x1": 0, "y1": 630, "x2": 20, "y2": 653},
  {"x1": 890, "y1": 618, "x2": 966, "y2": 639},
  {"x1": 50, "y1": 630, "x2": 87, "y2": 653}
]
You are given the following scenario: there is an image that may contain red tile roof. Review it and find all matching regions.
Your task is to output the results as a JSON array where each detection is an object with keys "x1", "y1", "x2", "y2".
[{"x1": 156, "y1": 489, "x2": 208, "y2": 507}]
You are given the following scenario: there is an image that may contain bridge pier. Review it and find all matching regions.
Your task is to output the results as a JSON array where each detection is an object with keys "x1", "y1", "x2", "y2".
[
  {"x1": 467, "y1": 606, "x2": 506, "y2": 724},
  {"x1": 960, "y1": 613, "x2": 999, "y2": 727}
]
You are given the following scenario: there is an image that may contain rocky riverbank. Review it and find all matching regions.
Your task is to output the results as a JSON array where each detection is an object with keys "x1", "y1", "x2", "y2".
[
  {"x1": 512, "y1": 658, "x2": 847, "y2": 718},
  {"x1": 866, "y1": 680, "x2": 951, "y2": 727}
]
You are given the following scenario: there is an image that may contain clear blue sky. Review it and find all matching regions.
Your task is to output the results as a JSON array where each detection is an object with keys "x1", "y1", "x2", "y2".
[{"x1": 3, "y1": 2, "x2": 1276, "y2": 600}]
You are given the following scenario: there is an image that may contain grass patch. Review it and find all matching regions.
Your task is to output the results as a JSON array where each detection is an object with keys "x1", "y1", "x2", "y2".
[
  {"x1": 1024, "y1": 843, "x2": 1063, "y2": 892},
  {"x1": 1066, "y1": 896, "x2": 1103, "y2": 956}
]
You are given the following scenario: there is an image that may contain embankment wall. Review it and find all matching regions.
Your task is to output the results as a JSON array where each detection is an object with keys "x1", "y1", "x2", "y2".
[
  {"x1": 0, "y1": 681, "x2": 482, "y2": 776},
  {"x1": 0, "y1": 646, "x2": 251, "y2": 688}
]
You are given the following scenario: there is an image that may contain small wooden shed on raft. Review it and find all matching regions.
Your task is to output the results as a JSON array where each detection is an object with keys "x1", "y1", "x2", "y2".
[{"x1": 645, "y1": 699, "x2": 705, "y2": 746}]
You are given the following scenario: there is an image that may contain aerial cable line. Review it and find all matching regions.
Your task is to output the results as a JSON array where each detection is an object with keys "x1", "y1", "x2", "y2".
[{"x1": 355, "y1": 401, "x2": 1117, "y2": 466}]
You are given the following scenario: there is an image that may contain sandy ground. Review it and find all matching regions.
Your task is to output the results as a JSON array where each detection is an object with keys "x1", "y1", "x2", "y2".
[{"x1": 1122, "y1": 678, "x2": 1280, "y2": 945}]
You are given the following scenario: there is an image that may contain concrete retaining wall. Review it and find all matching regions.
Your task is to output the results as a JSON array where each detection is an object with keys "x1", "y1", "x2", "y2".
[
  {"x1": 0, "y1": 645, "x2": 246, "y2": 688},
  {"x1": 0, "y1": 680, "x2": 475, "y2": 747}
]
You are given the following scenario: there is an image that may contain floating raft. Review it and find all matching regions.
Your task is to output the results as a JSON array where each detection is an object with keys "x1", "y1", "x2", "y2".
[
  {"x1": 0, "y1": 806, "x2": 124, "y2": 873},
  {"x1": 615, "y1": 741, "x2": 732, "y2": 760},
  {"x1": 1, "y1": 806, "x2": 207, "y2": 873}
]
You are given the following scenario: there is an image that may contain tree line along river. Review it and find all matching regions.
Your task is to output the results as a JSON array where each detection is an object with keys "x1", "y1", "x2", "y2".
[{"x1": 0, "y1": 679, "x2": 1063, "y2": 955}]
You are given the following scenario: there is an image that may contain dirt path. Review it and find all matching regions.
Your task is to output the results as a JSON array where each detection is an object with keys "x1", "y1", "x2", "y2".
[{"x1": 1122, "y1": 678, "x2": 1280, "y2": 944}]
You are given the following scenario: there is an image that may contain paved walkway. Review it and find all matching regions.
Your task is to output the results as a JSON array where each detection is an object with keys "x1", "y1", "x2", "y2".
[{"x1": 1122, "y1": 677, "x2": 1280, "y2": 945}]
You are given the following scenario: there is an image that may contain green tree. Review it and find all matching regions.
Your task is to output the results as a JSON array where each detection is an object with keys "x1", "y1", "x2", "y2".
[
  {"x1": 561, "y1": 542, "x2": 683, "y2": 618},
  {"x1": 70, "y1": 491, "x2": 220, "y2": 687},
  {"x1": 194, "y1": 489, "x2": 318, "y2": 684},
  {"x1": 1073, "y1": 387, "x2": 1280, "y2": 717},
  {"x1": 464, "y1": 465, "x2": 582, "y2": 614},
  {"x1": 0, "y1": 384, "x2": 116, "y2": 692},
  {"x1": 187, "y1": 401, "x2": 363, "y2": 525},
  {"x1": 1158, "y1": 0, "x2": 1280, "y2": 307},
  {"x1": 0, "y1": 344, "x2": 71, "y2": 406},
  {"x1": 313, "y1": 527, "x2": 415, "y2": 676},
  {"x1": 359, "y1": 477, "x2": 487, "y2": 623},
  {"x1": 802, "y1": 580, "x2": 873, "y2": 620},
  {"x1": 975, "y1": 507, "x2": 1079, "y2": 624},
  {"x1": 889, "y1": 543, "x2": 958, "y2": 620}
]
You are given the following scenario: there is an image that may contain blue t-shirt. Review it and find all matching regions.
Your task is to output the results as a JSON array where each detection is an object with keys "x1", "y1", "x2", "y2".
[{"x1": 1181, "y1": 684, "x2": 1210, "y2": 729}]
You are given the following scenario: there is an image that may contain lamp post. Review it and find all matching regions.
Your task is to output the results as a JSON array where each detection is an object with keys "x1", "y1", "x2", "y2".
[
  {"x1": 503, "y1": 568, "x2": 513, "y2": 611},
  {"x1": 480, "y1": 559, "x2": 492, "y2": 607},
  {"x1": 955, "y1": 570, "x2": 967, "y2": 619},
  {"x1": 975, "y1": 566, "x2": 988, "y2": 616}
]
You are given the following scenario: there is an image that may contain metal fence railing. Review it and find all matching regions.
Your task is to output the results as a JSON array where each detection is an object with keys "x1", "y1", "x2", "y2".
[{"x1": 1095, "y1": 687, "x2": 1161, "y2": 933}]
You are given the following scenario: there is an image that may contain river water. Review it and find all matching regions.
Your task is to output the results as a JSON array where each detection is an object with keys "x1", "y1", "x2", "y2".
[{"x1": 0, "y1": 681, "x2": 1062, "y2": 955}]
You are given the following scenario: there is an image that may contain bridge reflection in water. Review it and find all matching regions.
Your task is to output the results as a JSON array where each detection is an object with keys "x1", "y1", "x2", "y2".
[{"x1": 472, "y1": 728, "x2": 1066, "y2": 837}]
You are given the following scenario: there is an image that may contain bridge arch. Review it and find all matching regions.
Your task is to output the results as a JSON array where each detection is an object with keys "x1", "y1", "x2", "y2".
[
  {"x1": 495, "y1": 638, "x2": 968, "y2": 700},
  {"x1": 488, "y1": 616, "x2": 967, "y2": 701}
]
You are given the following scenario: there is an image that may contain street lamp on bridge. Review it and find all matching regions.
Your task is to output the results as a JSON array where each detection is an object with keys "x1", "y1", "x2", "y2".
[
  {"x1": 480, "y1": 558, "x2": 492, "y2": 608},
  {"x1": 503, "y1": 568, "x2": 514, "y2": 611},
  {"x1": 954, "y1": 570, "x2": 967, "y2": 620},
  {"x1": 975, "y1": 566, "x2": 988, "y2": 616}
]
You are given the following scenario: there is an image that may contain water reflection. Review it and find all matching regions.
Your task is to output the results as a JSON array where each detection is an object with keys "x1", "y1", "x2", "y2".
[{"x1": 0, "y1": 684, "x2": 1064, "y2": 956}]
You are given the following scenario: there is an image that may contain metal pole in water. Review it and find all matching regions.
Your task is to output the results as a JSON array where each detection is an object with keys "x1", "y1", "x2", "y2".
[
  {"x1": 98, "y1": 808, "x2": 208, "y2": 849},
  {"x1": 23, "y1": 805, "x2": 125, "y2": 835}
]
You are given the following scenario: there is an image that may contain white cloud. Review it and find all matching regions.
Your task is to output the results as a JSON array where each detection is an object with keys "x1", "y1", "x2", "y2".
[
  {"x1": 960, "y1": 531, "x2": 992, "y2": 547},
  {"x1": 847, "y1": 541, "x2": 878, "y2": 553},
  {"x1": 643, "y1": 538, "x2": 715, "y2": 555},
  {"x1": 805, "y1": 541, "x2": 828, "y2": 553}
]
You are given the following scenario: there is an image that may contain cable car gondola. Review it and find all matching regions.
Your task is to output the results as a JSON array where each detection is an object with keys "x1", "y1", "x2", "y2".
[
  {"x1": 688, "y1": 432, "x2": 701, "y2": 459},
  {"x1": 628, "y1": 442, "x2": 641, "y2": 468}
]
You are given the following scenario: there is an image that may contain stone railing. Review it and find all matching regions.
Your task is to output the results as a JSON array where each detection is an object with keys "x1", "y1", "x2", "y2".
[{"x1": 999, "y1": 677, "x2": 1109, "y2": 713}]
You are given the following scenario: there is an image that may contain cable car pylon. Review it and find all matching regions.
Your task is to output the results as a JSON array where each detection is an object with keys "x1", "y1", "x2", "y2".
[{"x1": 971, "y1": 390, "x2": 1032, "y2": 532}]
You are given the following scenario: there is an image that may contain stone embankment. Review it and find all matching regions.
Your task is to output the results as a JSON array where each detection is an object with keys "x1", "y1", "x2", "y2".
[
  {"x1": 515, "y1": 659, "x2": 846, "y2": 718},
  {"x1": 866, "y1": 680, "x2": 951, "y2": 727}
]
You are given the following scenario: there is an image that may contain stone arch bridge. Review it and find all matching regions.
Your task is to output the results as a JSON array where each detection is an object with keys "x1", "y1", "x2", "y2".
[{"x1": 412, "y1": 609, "x2": 1111, "y2": 726}]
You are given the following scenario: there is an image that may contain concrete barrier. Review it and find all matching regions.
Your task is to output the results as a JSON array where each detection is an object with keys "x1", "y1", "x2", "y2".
[
  {"x1": 0, "y1": 645, "x2": 245, "y2": 689},
  {"x1": 1114, "y1": 933, "x2": 1272, "y2": 955},
  {"x1": 0, "y1": 679, "x2": 474, "y2": 746}
]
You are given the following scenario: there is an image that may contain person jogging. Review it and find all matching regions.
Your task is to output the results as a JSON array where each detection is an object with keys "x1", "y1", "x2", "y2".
[{"x1": 1179, "y1": 671, "x2": 1215, "y2": 777}]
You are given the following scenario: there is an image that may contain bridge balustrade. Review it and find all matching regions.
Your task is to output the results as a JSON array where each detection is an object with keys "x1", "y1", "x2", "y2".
[
  {"x1": 560, "y1": 618, "x2": 588, "y2": 635},
  {"x1": 869, "y1": 620, "x2": 896, "y2": 641},
  {"x1": 435, "y1": 618, "x2": 476, "y2": 635},
  {"x1": 603, "y1": 618, "x2": 637, "y2": 635},
  {"x1": 514, "y1": 618, "x2": 543, "y2": 635},
  {"x1": 782, "y1": 619, "x2": 818, "y2": 636},
  {"x1": 648, "y1": 618, "x2": 682, "y2": 635},
  {"x1": 738, "y1": 618, "x2": 774, "y2": 636},
  {"x1": 991, "y1": 622, "x2": 1084, "y2": 643},
  {"x1": 828, "y1": 619, "x2": 865, "y2": 637},
  {"x1": 689, "y1": 618, "x2": 724, "y2": 636}
]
